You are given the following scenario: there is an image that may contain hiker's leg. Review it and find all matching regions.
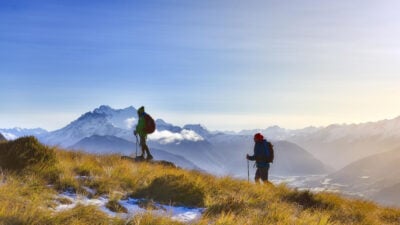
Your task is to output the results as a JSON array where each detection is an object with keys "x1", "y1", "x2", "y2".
[
  {"x1": 140, "y1": 135, "x2": 152, "y2": 159},
  {"x1": 260, "y1": 167, "x2": 269, "y2": 184},
  {"x1": 255, "y1": 169, "x2": 261, "y2": 184},
  {"x1": 260, "y1": 167, "x2": 273, "y2": 185},
  {"x1": 140, "y1": 135, "x2": 146, "y2": 157},
  {"x1": 144, "y1": 144, "x2": 153, "y2": 160}
]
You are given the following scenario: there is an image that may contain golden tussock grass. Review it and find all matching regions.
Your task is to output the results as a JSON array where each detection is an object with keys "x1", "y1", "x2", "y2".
[{"x1": 0, "y1": 137, "x2": 400, "y2": 225}]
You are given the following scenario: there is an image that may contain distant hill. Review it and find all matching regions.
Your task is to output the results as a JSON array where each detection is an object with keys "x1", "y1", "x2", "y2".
[
  {"x1": 0, "y1": 133, "x2": 6, "y2": 141},
  {"x1": 327, "y1": 147, "x2": 400, "y2": 206},
  {"x1": 69, "y1": 135, "x2": 202, "y2": 171},
  {"x1": 208, "y1": 134, "x2": 332, "y2": 177},
  {"x1": 371, "y1": 182, "x2": 400, "y2": 207},
  {"x1": 149, "y1": 139, "x2": 226, "y2": 175}
]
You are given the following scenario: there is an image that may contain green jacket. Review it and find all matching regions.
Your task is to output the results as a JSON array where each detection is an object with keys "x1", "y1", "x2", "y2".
[{"x1": 136, "y1": 115, "x2": 146, "y2": 137}]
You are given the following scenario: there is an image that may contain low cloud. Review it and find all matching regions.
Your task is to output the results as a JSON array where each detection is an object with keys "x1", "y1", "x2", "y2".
[
  {"x1": 148, "y1": 129, "x2": 204, "y2": 144},
  {"x1": 124, "y1": 117, "x2": 136, "y2": 129}
]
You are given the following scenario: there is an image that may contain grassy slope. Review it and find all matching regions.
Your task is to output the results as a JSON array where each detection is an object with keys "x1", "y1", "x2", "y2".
[{"x1": 0, "y1": 137, "x2": 400, "y2": 225}]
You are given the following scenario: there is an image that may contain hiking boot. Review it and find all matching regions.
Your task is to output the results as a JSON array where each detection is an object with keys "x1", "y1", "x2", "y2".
[
  {"x1": 146, "y1": 154, "x2": 153, "y2": 160},
  {"x1": 135, "y1": 155, "x2": 145, "y2": 160}
]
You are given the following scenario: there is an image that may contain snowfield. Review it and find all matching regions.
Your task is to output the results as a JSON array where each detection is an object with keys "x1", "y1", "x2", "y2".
[{"x1": 54, "y1": 189, "x2": 205, "y2": 222}]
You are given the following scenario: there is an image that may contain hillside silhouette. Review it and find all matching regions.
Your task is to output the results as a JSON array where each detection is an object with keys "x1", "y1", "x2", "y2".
[{"x1": 0, "y1": 133, "x2": 5, "y2": 142}]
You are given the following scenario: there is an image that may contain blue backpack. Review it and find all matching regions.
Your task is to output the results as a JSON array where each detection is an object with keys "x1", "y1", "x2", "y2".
[
  {"x1": 264, "y1": 140, "x2": 274, "y2": 163},
  {"x1": 255, "y1": 140, "x2": 274, "y2": 163}
]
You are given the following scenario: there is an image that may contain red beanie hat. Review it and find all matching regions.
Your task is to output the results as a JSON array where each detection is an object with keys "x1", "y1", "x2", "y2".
[{"x1": 254, "y1": 133, "x2": 264, "y2": 142}]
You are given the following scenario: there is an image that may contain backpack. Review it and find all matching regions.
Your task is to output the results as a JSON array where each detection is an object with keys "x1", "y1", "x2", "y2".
[
  {"x1": 264, "y1": 141, "x2": 274, "y2": 163},
  {"x1": 255, "y1": 140, "x2": 274, "y2": 163},
  {"x1": 144, "y1": 113, "x2": 156, "y2": 134}
]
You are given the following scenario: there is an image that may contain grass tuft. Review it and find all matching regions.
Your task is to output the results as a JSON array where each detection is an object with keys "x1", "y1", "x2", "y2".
[
  {"x1": 131, "y1": 174, "x2": 206, "y2": 207},
  {"x1": 106, "y1": 200, "x2": 128, "y2": 213},
  {"x1": 0, "y1": 136, "x2": 57, "y2": 173},
  {"x1": 282, "y1": 190, "x2": 333, "y2": 210},
  {"x1": 205, "y1": 195, "x2": 247, "y2": 216},
  {"x1": 126, "y1": 213, "x2": 184, "y2": 225},
  {"x1": 1, "y1": 138, "x2": 400, "y2": 224},
  {"x1": 53, "y1": 205, "x2": 121, "y2": 225}
]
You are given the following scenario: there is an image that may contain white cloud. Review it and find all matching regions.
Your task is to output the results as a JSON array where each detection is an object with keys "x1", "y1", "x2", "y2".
[
  {"x1": 148, "y1": 129, "x2": 204, "y2": 144},
  {"x1": 124, "y1": 117, "x2": 136, "y2": 129}
]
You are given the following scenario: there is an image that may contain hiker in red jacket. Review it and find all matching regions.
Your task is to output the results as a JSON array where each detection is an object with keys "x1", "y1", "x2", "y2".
[
  {"x1": 246, "y1": 133, "x2": 274, "y2": 184},
  {"x1": 134, "y1": 106, "x2": 153, "y2": 160}
]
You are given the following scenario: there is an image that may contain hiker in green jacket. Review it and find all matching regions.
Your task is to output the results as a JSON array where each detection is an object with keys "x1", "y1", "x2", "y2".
[{"x1": 134, "y1": 106, "x2": 153, "y2": 160}]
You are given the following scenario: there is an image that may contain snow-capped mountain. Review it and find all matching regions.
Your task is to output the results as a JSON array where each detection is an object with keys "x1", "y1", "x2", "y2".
[
  {"x1": 39, "y1": 105, "x2": 226, "y2": 174},
  {"x1": 183, "y1": 124, "x2": 212, "y2": 139},
  {"x1": 40, "y1": 105, "x2": 209, "y2": 147},
  {"x1": 6, "y1": 105, "x2": 400, "y2": 206},
  {"x1": 10, "y1": 105, "x2": 400, "y2": 176},
  {"x1": 0, "y1": 128, "x2": 48, "y2": 140},
  {"x1": 93, "y1": 105, "x2": 137, "y2": 130},
  {"x1": 40, "y1": 107, "x2": 132, "y2": 147},
  {"x1": 37, "y1": 105, "x2": 330, "y2": 176},
  {"x1": 155, "y1": 119, "x2": 182, "y2": 133}
]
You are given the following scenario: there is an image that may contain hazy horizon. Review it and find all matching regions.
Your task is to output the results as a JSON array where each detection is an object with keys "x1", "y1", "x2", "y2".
[
  {"x1": 1, "y1": 1, "x2": 400, "y2": 131},
  {"x1": 2, "y1": 104, "x2": 400, "y2": 132}
]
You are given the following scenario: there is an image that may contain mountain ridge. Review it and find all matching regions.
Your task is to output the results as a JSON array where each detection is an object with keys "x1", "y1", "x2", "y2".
[{"x1": 70, "y1": 134, "x2": 202, "y2": 171}]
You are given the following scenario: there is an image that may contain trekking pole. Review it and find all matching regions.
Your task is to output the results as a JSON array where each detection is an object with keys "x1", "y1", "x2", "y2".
[
  {"x1": 247, "y1": 158, "x2": 250, "y2": 183},
  {"x1": 135, "y1": 133, "x2": 138, "y2": 158}
]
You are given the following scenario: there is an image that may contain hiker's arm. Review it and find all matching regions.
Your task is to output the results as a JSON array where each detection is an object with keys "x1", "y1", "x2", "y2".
[
  {"x1": 247, "y1": 144, "x2": 258, "y2": 161},
  {"x1": 246, "y1": 154, "x2": 256, "y2": 161}
]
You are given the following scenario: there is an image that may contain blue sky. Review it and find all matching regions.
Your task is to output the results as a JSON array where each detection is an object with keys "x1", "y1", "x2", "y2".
[{"x1": 1, "y1": 1, "x2": 400, "y2": 131}]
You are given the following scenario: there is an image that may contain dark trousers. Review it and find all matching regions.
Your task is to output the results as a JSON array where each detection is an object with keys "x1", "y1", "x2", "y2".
[
  {"x1": 139, "y1": 135, "x2": 152, "y2": 157},
  {"x1": 255, "y1": 167, "x2": 269, "y2": 184}
]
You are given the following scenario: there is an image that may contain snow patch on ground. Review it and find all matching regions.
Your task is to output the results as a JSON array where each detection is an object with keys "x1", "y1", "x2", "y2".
[
  {"x1": 55, "y1": 190, "x2": 108, "y2": 212},
  {"x1": 119, "y1": 198, "x2": 204, "y2": 222},
  {"x1": 54, "y1": 191, "x2": 204, "y2": 222}
]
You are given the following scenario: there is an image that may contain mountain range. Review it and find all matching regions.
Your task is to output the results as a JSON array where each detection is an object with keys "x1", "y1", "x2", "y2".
[
  {"x1": 287, "y1": 119, "x2": 400, "y2": 169},
  {"x1": 0, "y1": 128, "x2": 48, "y2": 140},
  {"x1": 240, "y1": 117, "x2": 400, "y2": 170},
  {"x1": 19, "y1": 105, "x2": 327, "y2": 176},
  {"x1": 3, "y1": 105, "x2": 400, "y2": 206}
]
